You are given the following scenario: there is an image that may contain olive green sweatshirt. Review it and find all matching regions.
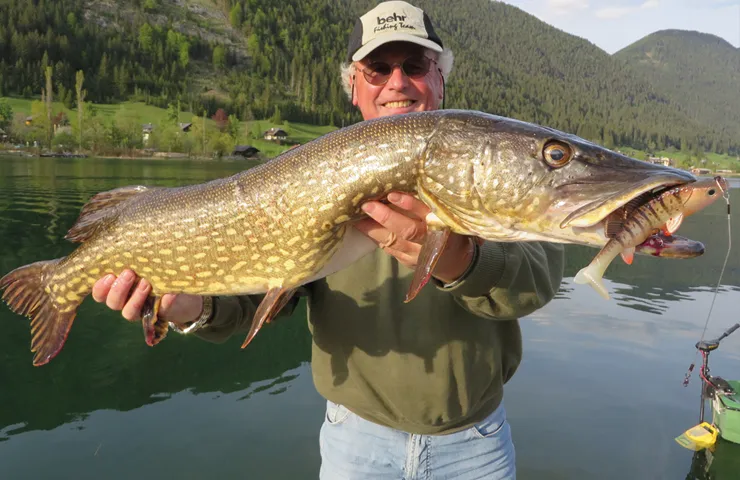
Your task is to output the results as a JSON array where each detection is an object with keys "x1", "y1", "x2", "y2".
[{"x1": 196, "y1": 240, "x2": 564, "y2": 435}]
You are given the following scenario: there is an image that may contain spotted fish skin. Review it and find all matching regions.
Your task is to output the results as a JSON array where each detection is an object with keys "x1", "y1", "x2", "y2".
[{"x1": 1, "y1": 110, "x2": 699, "y2": 365}]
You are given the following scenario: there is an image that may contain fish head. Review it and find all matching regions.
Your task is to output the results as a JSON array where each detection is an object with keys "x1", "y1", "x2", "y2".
[{"x1": 436, "y1": 112, "x2": 697, "y2": 246}]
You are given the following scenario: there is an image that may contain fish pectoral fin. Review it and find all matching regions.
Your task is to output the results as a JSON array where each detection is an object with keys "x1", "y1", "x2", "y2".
[
  {"x1": 405, "y1": 215, "x2": 451, "y2": 303},
  {"x1": 241, "y1": 287, "x2": 297, "y2": 349},
  {"x1": 663, "y1": 214, "x2": 684, "y2": 236},
  {"x1": 620, "y1": 247, "x2": 635, "y2": 265},
  {"x1": 141, "y1": 295, "x2": 167, "y2": 347},
  {"x1": 65, "y1": 185, "x2": 159, "y2": 243}
]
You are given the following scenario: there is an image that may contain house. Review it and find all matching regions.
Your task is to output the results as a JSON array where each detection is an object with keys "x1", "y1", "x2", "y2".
[
  {"x1": 25, "y1": 115, "x2": 35, "y2": 126},
  {"x1": 142, "y1": 123, "x2": 154, "y2": 144},
  {"x1": 690, "y1": 167, "x2": 712, "y2": 175},
  {"x1": 232, "y1": 145, "x2": 260, "y2": 158},
  {"x1": 54, "y1": 125, "x2": 73, "y2": 136},
  {"x1": 178, "y1": 122, "x2": 192, "y2": 133},
  {"x1": 647, "y1": 156, "x2": 673, "y2": 167},
  {"x1": 263, "y1": 128, "x2": 288, "y2": 142}
]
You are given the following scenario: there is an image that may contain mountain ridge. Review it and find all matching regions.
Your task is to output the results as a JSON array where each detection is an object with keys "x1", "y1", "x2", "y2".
[{"x1": 0, "y1": 0, "x2": 737, "y2": 157}]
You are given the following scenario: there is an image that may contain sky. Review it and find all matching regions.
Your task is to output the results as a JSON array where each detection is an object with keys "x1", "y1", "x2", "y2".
[{"x1": 499, "y1": 0, "x2": 740, "y2": 54}]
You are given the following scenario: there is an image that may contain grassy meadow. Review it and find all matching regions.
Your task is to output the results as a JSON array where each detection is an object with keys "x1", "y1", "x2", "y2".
[
  {"x1": 1, "y1": 97, "x2": 339, "y2": 159},
  {"x1": 3, "y1": 96, "x2": 737, "y2": 171}
]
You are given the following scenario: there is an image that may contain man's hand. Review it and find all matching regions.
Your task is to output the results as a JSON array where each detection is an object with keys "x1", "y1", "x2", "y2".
[
  {"x1": 355, "y1": 192, "x2": 478, "y2": 284},
  {"x1": 92, "y1": 270, "x2": 204, "y2": 326}
]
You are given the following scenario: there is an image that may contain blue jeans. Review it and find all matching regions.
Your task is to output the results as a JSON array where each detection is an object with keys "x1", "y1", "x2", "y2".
[{"x1": 319, "y1": 400, "x2": 516, "y2": 479}]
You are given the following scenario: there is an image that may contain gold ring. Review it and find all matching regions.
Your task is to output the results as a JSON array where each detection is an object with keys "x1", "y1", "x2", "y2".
[{"x1": 379, "y1": 232, "x2": 397, "y2": 249}]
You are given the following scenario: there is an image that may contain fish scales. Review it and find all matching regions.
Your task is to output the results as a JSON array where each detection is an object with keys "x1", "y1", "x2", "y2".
[
  {"x1": 53, "y1": 115, "x2": 438, "y2": 300},
  {"x1": 1, "y1": 109, "x2": 704, "y2": 366}
]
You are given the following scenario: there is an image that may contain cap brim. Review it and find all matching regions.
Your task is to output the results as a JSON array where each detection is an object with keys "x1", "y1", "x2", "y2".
[{"x1": 351, "y1": 33, "x2": 443, "y2": 61}]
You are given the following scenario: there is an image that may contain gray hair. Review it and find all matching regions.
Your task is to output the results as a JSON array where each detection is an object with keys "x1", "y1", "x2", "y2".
[{"x1": 340, "y1": 48, "x2": 454, "y2": 100}]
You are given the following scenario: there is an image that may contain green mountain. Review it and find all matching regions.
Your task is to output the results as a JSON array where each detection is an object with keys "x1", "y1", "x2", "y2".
[
  {"x1": 615, "y1": 30, "x2": 740, "y2": 155},
  {"x1": 0, "y1": 0, "x2": 737, "y2": 156}
]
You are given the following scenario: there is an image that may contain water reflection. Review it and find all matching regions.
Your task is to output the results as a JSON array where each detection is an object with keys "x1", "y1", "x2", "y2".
[{"x1": 685, "y1": 439, "x2": 740, "y2": 480}]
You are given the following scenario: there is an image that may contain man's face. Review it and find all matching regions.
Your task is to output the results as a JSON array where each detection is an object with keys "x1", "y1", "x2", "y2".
[{"x1": 352, "y1": 42, "x2": 443, "y2": 120}]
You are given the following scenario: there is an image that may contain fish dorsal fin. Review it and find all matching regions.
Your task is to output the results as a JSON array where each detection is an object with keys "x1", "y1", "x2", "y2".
[
  {"x1": 663, "y1": 214, "x2": 684, "y2": 236},
  {"x1": 65, "y1": 185, "x2": 157, "y2": 243}
]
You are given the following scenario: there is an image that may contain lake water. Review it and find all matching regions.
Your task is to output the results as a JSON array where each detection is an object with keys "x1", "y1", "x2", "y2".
[{"x1": 0, "y1": 156, "x2": 738, "y2": 480}]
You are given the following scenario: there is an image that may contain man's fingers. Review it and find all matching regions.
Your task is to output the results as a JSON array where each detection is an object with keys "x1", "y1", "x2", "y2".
[
  {"x1": 361, "y1": 201, "x2": 427, "y2": 243},
  {"x1": 92, "y1": 274, "x2": 116, "y2": 303},
  {"x1": 354, "y1": 217, "x2": 421, "y2": 265},
  {"x1": 105, "y1": 269, "x2": 138, "y2": 311},
  {"x1": 387, "y1": 192, "x2": 431, "y2": 220},
  {"x1": 160, "y1": 294, "x2": 179, "y2": 313},
  {"x1": 121, "y1": 279, "x2": 152, "y2": 322},
  {"x1": 355, "y1": 218, "x2": 406, "y2": 247}
]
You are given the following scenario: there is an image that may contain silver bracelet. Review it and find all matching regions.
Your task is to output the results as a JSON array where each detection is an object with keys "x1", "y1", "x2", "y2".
[{"x1": 169, "y1": 296, "x2": 214, "y2": 335}]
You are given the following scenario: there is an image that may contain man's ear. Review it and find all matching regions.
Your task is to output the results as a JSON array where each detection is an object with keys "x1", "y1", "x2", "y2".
[
  {"x1": 351, "y1": 75, "x2": 358, "y2": 106},
  {"x1": 437, "y1": 69, "x2": 444, "y2": 101}
]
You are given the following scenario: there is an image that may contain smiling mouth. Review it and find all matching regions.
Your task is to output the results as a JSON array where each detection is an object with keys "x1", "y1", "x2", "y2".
[{"x1": 383, "y1": 100, "x2": 415, "y2": 108}]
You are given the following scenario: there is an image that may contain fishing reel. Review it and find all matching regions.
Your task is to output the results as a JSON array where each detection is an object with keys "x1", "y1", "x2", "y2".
[
  {"x1": 677, "y1": 323, "x2": 740, "y2": 452},
  {"x1": 696, "y1": 323, "x2": 739, "y2": 405}
]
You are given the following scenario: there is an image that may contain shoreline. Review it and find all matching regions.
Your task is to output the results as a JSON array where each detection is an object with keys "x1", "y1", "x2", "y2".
[
  {"x1": 0, "y1": 150, "x2": 736, "y2": 175},
  {"x1": 0, "y1": 150, "x2": 264, "y2": 162}
]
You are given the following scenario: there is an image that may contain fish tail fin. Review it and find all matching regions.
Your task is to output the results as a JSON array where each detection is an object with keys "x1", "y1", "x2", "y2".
[
  {"x1": 573, "y1": 263, "x2": 611, "y2": 300},
  {"x1": 0, "y1": 259, "x2": 81, "y2": 366}
]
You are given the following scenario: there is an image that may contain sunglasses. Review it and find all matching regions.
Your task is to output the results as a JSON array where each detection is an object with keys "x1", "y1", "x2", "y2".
[{"x1": 359, "y1": 56, "x2": 438, "y2": 86}]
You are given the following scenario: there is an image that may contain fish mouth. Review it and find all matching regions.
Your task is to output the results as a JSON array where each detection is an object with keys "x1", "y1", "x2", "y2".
[{"x1": 558, "y1": 171, "x2": 696, "y2": 229}]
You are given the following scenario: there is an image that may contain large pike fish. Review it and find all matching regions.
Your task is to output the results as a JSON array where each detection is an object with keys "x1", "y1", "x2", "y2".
[{"x1": 1, "y1": 110, "x2": 699, "y2": 366}]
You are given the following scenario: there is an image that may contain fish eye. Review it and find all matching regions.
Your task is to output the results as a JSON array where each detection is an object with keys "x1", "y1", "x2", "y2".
[
  {"x1": 543, "y1": 141, "x2": 572, "y2": 168},
  {"x1": 708, "y1": 189, "x2": 716, "y2": 196}
]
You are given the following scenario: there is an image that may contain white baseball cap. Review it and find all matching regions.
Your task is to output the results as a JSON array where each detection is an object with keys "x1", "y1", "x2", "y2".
[{"x1": 346, "y1": 1, "x2": 444, "y2": 62}]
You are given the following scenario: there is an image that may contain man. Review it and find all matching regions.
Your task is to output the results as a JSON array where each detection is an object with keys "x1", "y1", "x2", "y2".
[{"x1": 92, "y1": 1, "x2": 564, "y2": 478}]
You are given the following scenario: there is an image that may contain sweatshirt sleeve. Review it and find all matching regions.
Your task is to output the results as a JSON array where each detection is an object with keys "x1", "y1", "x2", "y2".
[
  {"x1": 435, "y1": 240, "x2": 564, "y2": 320},
  {"x1": 193, "y1": 293, "x2": 301, "y2": 344}
]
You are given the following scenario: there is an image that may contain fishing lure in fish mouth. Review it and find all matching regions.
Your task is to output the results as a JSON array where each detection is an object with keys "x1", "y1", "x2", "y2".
[
  {"x1": 0, "y1": 110, "x2": 705, "y2": 365},
  {"x1": 573, "y1": 176, "x2": 728, "y2": 300}
]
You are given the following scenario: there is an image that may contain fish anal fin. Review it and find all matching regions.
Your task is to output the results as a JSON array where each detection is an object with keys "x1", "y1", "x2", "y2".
[
  {"x1": 0, "y1": 258, "x2": 82, "y2": 366},
  {"x1": 620, "y1": 247, "x2": 635, "y2": 265},
  {"x1": 142, "y1": 296, "x2": 167, "y2": 346},
  {"x1": 663, "y1": 213, "x2": 684, "y2": 236},
  {"x1": 405, "y1": 217, "x2": 451, "y2": 303},
  {"x1": 241, "y1": 287, "x2": 297, "y2": 349},
  {"x1": 65, "y1": 185, "x2": 157, "y2": 243}
]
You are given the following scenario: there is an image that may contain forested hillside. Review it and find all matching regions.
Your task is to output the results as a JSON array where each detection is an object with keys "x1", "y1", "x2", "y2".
[
  {"x1": 0, "y1": 0, "x2": 737, "y2": 156},
  {"x1": 615, "y1": 30, "x2": 740, "y2": 154}
]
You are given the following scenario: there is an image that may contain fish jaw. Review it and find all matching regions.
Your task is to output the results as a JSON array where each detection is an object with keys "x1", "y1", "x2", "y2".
[
  {"x1": 471, "y1": 136, "x2": 696, "y2": 246},
  {"x1": 556, "y1": 171, "x2": 696, "y2": 229},
  {"x1": 421, "y1": 111, "x2": 698, "y2": 248}
]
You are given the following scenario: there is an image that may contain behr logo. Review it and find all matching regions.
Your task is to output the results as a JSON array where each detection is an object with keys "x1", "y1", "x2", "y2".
[{"x1": 377, "y1": 13, "x2": 407, "y2": 24}]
